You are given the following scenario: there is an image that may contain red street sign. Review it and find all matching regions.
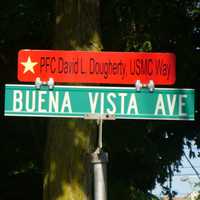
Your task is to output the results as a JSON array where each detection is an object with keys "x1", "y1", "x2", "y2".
[{"x1": 18, "y1": 50, "x2": 176, "y2": 85}]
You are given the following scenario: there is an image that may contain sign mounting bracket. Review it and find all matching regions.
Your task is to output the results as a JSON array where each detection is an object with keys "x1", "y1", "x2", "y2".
[
  {"x1": 35, "y1": 77, "x2": 55, "y2": 90},
  {"x1": 135, "y1": 80, "x2": 155, "y2": 92},
  {"x1": 84, "y1": 113, "x2": 115, "y2": 149}
]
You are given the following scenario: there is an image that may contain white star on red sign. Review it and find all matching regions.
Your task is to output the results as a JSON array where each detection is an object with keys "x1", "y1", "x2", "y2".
[{"x1": 21, "y1": 56, "x2": 38, "y2": 74}]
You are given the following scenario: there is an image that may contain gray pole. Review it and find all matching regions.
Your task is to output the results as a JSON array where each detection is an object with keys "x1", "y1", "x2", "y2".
[
  {"x1": 92, "y1": 117, "x2": 108, "y2": 200},
  {"x1": 98, "y1": 118, "x2": 103, "y2": 149},
  {"x1": 85, "y1": 114, "x2": 114, "y2": 200},
  {"x1": 91, "y1": 149, "x2": 108, "y2": 200}
]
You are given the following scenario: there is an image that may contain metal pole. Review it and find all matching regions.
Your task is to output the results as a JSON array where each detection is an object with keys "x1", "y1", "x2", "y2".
[
  {"x1": 91, "y1": 150, "x2": 108, "y2": 200},
  {"x1": 97, "y1": 118, "x2": 103, "y2": 149},
  {"x1": 92, "y1": 117, "x2": 108, "y2": 200},
  {"x1": 85, "y1": 114, "x2": 114, "y2": 200}
]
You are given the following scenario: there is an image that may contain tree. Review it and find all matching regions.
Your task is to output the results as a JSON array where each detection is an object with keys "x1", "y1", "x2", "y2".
[{"x1": 43, "y1": 1, "x2": 102, "y2": 200}]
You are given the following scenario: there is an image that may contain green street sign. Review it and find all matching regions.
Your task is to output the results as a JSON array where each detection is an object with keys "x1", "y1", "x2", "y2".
[{"x1": 4, "y1": 84, "x2": 195, "y2": 120}]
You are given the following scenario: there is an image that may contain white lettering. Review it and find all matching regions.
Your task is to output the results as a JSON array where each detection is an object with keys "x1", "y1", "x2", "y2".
[
  {"x1": 106, "y1": 93, "x2": 116, "y2": 114},
  {"x1": 61, "y1": 92, "x2": 72, "y2": 113},
  {"x1": 154, "y1": 94, "x2": 166, "y2": 115},
  {"x1": 49, "y1": 91, "x2": 59, "y2": 112},
  {"x1": 26, "y1": 91, "x2": 36, "y2": 112},
  {"x1": 89, "y1": 92, "x2": 99, "y2": 113},
  {"x1": 38, "y1": 91, "x2": 47, "y2": 112},
  {"x1": 100, "y1": 93, "x2": 105, "y2": 114},
  {"x1": 167, "y1": 94, "x2": 176, "y2": 115},
  {"x1": 118, "y1": 93, "x2": 127, "y2": 114},
  {"x1": 127, "y1": 94, "x2": 138, "y2": 115},
  {"x1": 13, "y1": 90, "x2": 23, "y2": 112},
  {"x1": 179, "y1": 95, "x2": 187, "y2": 116}
]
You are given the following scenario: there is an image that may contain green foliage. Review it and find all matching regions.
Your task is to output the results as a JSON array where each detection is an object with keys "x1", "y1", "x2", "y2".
[
  {"x1": 108, "y1": 181, "x2": 159, "y2": 200},
  {"x1": 0, "y1": 0, "x2": 54, "y2": 50},
  {"x1": 102, "y1": 0, "x2": 200, "y2": 199}
]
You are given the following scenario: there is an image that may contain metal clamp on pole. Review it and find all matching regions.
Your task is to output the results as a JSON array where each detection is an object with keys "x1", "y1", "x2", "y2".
[
  {"x1": 148, "y1": 80, "x2": 155, "y2": 92},
  {"x1": 84, "y1": 113, "x2": 115, "y2": 200},
  {"x1": 135, "y1": 80, "x2": 142, "y2": 92},
  {"x1": 84, "y1": 113, "x2": 115, "y2": 121},
  {"x1": 135, "y1": 80, "x2": 155, "y2": 92},
  {"x1": 35, "y1": 77, "x2": 55, "y2": 90},
  {"x1": 47, "y1": 78, "x2": 55, "y2": 90},
  {"x1": 35, "y1": 77, "x2": 42, "y2": 89}
]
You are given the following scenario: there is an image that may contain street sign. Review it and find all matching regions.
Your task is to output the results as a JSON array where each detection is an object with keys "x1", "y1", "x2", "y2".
[
  {"x1": 18, "y1": 50, "x2": 176, "y2": 85},
  {"x1": 5, "y1": 84, "x2": 194, "y2": 120}
]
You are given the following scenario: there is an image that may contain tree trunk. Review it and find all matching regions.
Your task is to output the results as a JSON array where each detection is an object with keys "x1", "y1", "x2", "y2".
[{"x1": 43, "y1": 1, "x2": 102, "y2": 200}]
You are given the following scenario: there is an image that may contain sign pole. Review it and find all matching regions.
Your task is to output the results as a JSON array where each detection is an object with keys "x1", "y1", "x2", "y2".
[
  {"x1": 97, "y1": 116, "x2": 103, "y2": 149},
  {"x1": 91, "y1": 148, "x2": 108, "y2": 200},
  {"x1": 85, "y1": 114, "x2": 115, "y2": 200}
]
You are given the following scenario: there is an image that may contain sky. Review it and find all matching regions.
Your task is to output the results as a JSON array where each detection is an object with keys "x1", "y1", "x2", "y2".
[{"x1": 153, "y1": 145, "x2": 200, "y2": 198}]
